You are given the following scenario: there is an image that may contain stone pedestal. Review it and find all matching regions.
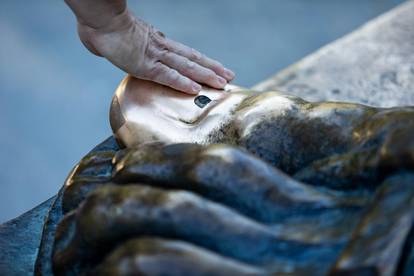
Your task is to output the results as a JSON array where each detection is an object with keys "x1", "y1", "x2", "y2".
[
  {"x1": 254, "y1": 0, "x2": 414, "y2": 107},
  {"x1": 0, "y1": 197, "x2": 55, "y2": 275}
]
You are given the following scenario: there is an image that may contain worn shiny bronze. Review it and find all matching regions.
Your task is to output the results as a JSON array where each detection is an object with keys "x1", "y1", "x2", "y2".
[
  {"x1": 33, "y1": 75, "x2": 414, "y2": 276},
  {"x1": 110, "y1": 76, "x2": 246, "y2": 147}
]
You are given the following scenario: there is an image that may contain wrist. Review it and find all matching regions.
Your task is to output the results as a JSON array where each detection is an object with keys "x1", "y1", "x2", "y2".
[{"x1": 78, "y1": 8, "x2": 135, "y2": 33}]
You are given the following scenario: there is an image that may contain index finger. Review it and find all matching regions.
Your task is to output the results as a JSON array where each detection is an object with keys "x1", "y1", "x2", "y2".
[{"x1": 166, "y1": 38, "x2": 235, "y2": 82}]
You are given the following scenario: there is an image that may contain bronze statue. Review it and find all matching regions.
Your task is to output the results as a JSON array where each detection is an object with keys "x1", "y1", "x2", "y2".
[
  {"x1": 29, "y1": 77, "x2": 414, "y2": 275},
  {"x1": 111, "y1": 76, "x2": 414, "y2": 179}
]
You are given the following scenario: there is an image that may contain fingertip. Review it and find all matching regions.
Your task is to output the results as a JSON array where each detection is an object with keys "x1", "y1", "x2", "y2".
[
  {"x1": 217, "y1": 76, "x2": 227, "y2": 88},
  {"x1": 224, "y1": 69, "x2": 235, "y2": 81},
  {"x1": 191, "y1": 82, "x2": 202, "y2": 94}
]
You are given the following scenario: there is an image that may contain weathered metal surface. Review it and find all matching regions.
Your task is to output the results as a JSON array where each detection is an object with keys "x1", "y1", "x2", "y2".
[
  {"x1": 47, "y1": 87, "x2": 414, "y2": 275},
  {"x1": 2, "y1": 1, "x2": 414, "y2": 275},
  {"x1": 0, "y1": 197, "x2": 55, "y2": 275},
  {"x1": 253, "y1": 0, "x2": 414, "y2": 107},
  {"x1": 0, "y1": 137, "x2": 119, "y2": 276},
  {"x1": 34, "y1": 137, "x2": 120, "y2": 276}
]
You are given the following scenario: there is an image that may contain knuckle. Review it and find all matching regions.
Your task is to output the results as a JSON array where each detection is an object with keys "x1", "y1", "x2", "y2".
[
  {"x1": 183, "y1": 60, "x2": 196, "y2": 73},
  {"x1": 168, "y1": 40, "x2": 183, "y2": 55},
  {"x1": 173, "y1": 41, "x2": 186, "y2": 56},
  {"x1": 159, "y1": 49, "x2": 170, "y2": 61},
  {"x1": 169, "y1": 70, "x2": 182, "y2": 83},
  {"x1": 147, "y1": 62, "x2": 166, "y2": 79},
  {"x1": 191, "y1": 48, "x2": 202, "y2": 61},
  {"x1": 155, "y1": 30, "x2": 166, "y2": 38},
  {"x1": 173, "y1": 71, "x2": 183, "y2": 84},
  {"x1": 186, "y1": 59, "x2": 196, "y2": 69},
  {"x1": 149, "y1": 29, "x2": 168, "y2": 51},
  {"x1": 146, "y1": 45, "x2": 159, "y2": 60},
  {"x1": 205, "y1": 70, "x2": 217, "y2": 82}
]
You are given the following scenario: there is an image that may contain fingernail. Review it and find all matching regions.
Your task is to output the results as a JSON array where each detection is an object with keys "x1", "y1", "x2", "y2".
[
  {"x1": 192, "y1": 83, "x2": 202, "y2": 93},
  {"x1": 217, "y1": 76, "x2": 227, "y2": 86},
  {"x1": 224, "y1": 69, "x2": 235, "y2": 80}
]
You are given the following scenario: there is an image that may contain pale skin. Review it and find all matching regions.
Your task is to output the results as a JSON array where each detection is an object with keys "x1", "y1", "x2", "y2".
[{"x1": 65, "y1": 0, "x2": 235, "y2": 94}]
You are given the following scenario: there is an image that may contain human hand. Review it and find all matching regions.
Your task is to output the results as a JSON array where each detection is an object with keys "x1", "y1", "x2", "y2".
[{"x1": 77, "y1": 10, "x2": 235, "y2": 94}]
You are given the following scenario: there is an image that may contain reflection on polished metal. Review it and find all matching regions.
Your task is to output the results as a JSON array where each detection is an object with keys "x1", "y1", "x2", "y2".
[
  {"x1": 110, "y1": 76, "x2": 247, "y2": 147},
  {"x1": 32, "y1": 79, "x2": 414, "y2": 275},
  {"x1": 109, "y1": 75, "x2": 414, "y2": 176}
]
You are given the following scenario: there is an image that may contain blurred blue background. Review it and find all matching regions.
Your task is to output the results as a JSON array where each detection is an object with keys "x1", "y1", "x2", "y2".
[{"x1": 0, "y1": 0, "x2": 405, "y2": 222}]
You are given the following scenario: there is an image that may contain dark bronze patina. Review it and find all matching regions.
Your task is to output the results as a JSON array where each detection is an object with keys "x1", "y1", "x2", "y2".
[
  {"x1": 31, "y1": 78, "x2": 414, "y2": 275},
  {"x1": 2, "y1": 77, "x2": 414, "y2": 275}
]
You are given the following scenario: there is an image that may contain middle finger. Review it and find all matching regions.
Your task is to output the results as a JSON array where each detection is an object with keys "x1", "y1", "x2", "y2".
[{"x1": 161, "y1": 51, "x2": 227, "y2": 89}]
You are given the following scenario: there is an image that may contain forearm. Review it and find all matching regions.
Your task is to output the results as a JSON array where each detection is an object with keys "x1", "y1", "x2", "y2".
[{"x1": 65, "y1": 0, "x2": 129, "y2": 30}]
